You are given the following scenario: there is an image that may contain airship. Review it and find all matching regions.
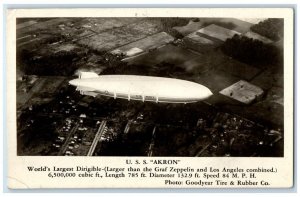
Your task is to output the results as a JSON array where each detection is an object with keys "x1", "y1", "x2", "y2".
[{"x1": 69, "y1": 72, "x2": 213, "y2": 104}]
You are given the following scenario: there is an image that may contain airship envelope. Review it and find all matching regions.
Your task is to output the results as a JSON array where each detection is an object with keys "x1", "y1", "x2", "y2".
[{"x1": 69, "y1": 72, "x2": 213, "y2": 103}]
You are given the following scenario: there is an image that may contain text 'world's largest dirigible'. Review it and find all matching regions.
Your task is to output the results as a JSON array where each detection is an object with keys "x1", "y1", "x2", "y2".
[{"x1": 69, "y1": 72, "x2": 213, "y2": 104}]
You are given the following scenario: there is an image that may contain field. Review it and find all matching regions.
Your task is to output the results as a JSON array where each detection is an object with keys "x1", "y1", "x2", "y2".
[
  {"x1": 243, "y1": 31, "x2": 273, "y2": 44},
  {"x1": 197, "y1": 24, "x2": 241, "y2": 42},
  {"x1": 112, "y1": 32, "x2": 174, "y2": 56},
  {"x1": 17, "y1": 77, "x2": 68, "y2": 109},
  {"x1": 251, "y1": 68, "x2": 283, "y2": 90},
  {"x1": 127, "y1": 44, "x2": 199, "y2": 66},
  {"x1": 174, "y1": 18, "x2": 253, "y2": 35},
  {"x1": 125, "y1": 39, "x2": 282, "y2": 128},
  {"x1": 77, "y1": 19, "x2": 162, "y2": 51}
]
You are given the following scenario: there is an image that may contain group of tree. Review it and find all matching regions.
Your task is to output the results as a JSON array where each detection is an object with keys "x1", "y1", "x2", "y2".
[
  {"x1": 155, "y1": 17, "x2": 191, "y2": 39},
  {"x1": 221, "y1": 34, "x2": 280, "y2": 66},
  {"x1": 17, "y1": 45, "x2": 128, "y2": 77},
  {"x1": 202, "y1": 21, "x2": 236, "y2": 30},
  {"x1": 250, "y1": 18, "x2": 283, "y2": 41},
  {"x1": 17, "y1": 48, "x2": 83, "y2": 76}
]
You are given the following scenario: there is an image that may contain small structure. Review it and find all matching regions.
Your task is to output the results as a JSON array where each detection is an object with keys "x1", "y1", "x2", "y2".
[
  {"x1": 125, "y1": 47, "x2": 144, "y2": 56},
  {"x1": 219, "y1": 80, "x2": 264, "y2": 104},
  {"x1": 266, "y1": 87, "x2": 283, "y2": 106},
  {"x1": 79, "y1": 114, "x2": 87, "y2": 118}
]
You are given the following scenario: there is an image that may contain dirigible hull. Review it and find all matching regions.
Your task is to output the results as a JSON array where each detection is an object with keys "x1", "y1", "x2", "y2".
[{"x1": 69, "y1": 72, "x2": 213, "y2": 103}]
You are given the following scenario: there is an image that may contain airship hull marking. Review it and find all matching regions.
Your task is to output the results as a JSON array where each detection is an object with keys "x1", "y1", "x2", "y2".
[{"x1": 89, "y1": 90, "x2": 203, "y2": 103}]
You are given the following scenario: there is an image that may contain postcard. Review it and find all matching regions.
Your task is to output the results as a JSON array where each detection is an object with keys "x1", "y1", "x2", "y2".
[{"x1": 6, "y1": 8, "x2": 294, "y2": 188}]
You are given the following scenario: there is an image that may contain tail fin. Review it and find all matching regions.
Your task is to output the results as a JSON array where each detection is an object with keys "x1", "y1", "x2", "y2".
[{"x1": 79, "y1": 72, "x2": 99, "y2": 79}]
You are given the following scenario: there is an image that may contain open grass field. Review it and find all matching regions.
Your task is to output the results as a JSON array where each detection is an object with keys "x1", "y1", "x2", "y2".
[
  {"x1": 126, "y1": 44, "x2": 200, "y2": 66},
  {"x1": 111, "y1": 32, "x2": 174, "y2": 55},
  {"x1": 174, "y1": 18, "x2": 253, "y2": 36},
  {"x1": 77, "y1": 19, "x2": 162, "y2": 51},
  {"x1": 251, "y1": 68, "x2": 283, "y2": 90}
]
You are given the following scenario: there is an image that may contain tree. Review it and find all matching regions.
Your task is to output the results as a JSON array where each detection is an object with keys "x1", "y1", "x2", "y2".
[
  {"x1": 221, "y1": 35, "x2": 280, "y2": 66},
  {"x1": 250, "y1": 18, "x2": 283, "y2": 41}
]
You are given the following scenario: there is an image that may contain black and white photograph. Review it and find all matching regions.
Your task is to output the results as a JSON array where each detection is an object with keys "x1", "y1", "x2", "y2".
[
  {"x1": 6, "y1": 7, "x2": 294, "y2": 189},
  {"x1": 16, "y1": 16, "x2": 285, "y2": 157}
]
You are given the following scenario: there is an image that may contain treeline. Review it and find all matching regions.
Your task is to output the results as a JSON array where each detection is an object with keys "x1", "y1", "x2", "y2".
[
  {"x1": 17, "y1": 46, "x2": 127, "y2": 76},
  {"x1": 221, "y1": 34, "x2": 280, "y2": 66},
  {"x1": 87, "y1": 49, "x2": 126, "y2": 68},
  {"x1": 156, "y1": 18, "x2": 191, "y2": 39},
  {"x1": 17, "y1": 49, "x2": 83, "y2": 76},
  {"x1": 250, "y1": 18, "x2": 283, "y2": 41}
]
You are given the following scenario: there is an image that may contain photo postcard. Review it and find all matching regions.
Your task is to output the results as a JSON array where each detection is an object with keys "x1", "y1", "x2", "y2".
[{"x1": 6, "y1": 8, "x2": 294, "y2": 189}]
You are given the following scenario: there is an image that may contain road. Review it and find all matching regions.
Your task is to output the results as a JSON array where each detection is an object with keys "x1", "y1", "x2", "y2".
[
  {"x1": 57, "y1": 122, "x2": 79, "y2": 156},
  {"x1": 147, "y1": 126, "x2": 156, "y2": 157},
  {"x1": 87, "y1": 120, "x2": 107, "y2": 156},
  {"x1": 123, "y1": 120, "x2": 131, "y2": 134},
  {"x1": 17, "y1": 78, "x2": 47, "y2": 107},
  {"x1": 195, "y1": 142, "x2": 212, "y2": 157}
]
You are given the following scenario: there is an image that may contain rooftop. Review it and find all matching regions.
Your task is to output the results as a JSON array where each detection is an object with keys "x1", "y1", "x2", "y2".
[{"x1": 219, "y1": 80, "x2": 264, "y2": 104}]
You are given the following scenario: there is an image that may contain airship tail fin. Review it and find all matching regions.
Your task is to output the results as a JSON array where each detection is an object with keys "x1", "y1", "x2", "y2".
[{"x1": 79, "y1": 72, "x2": 99, "y2": 79}]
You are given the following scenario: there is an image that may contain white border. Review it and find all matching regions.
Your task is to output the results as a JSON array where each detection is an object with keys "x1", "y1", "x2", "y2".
[{"x1": 1, "y1": 2, "x2": 298, "y2": 196}]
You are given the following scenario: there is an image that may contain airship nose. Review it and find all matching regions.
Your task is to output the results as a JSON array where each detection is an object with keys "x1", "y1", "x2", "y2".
[
  {"x1": 69, "y1": 79, "x2": 80, "y2": 86},
  {"x1": 207, "y1": 89, "x2": 213, "y2": 97},
  {"x1": 201, "y1": 88, "x2": 213, "y2": 99}
]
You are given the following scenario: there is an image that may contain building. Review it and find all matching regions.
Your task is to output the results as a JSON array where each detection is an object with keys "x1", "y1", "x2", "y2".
[{"x1": 219, "y1": 80, "x2": 264, "y2": 104}]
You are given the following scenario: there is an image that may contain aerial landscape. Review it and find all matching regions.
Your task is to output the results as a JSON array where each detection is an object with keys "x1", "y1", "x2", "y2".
[{"x1": 16, "y1": 17, "x2": 284, "y2": 157}]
